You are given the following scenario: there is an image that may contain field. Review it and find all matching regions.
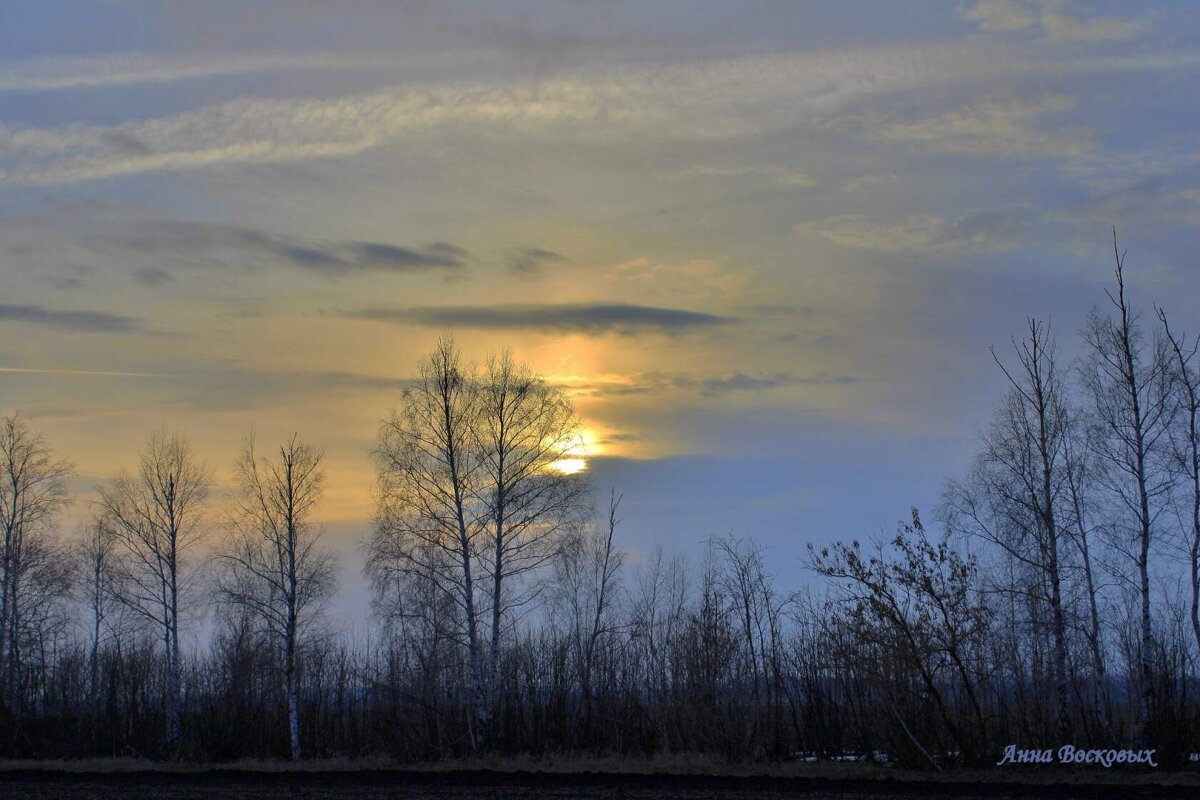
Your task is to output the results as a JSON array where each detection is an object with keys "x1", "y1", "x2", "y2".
[{"x1": 2, "y1": 762, "x2": 1200, "y2": 800}]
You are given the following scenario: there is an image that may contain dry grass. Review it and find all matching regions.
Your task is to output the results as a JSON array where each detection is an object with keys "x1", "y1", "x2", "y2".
[{"x1": 0, "y1": 754, "x2": 1197, "y2": 786}]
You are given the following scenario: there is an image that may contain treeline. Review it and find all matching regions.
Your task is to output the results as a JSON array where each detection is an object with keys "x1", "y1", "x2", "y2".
[{"x1": 1, "y1": 239, "x2": 1199, "y2": 767}]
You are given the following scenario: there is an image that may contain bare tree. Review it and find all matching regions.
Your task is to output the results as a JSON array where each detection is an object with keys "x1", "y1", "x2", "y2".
[
  {"x1": 0, "y1": 412, "x2": 72, "y2": 710},
  {"x1": 75, "y1": 515, "x2": 118, "y2": 720},
  {"x1": 370, "y1": 336, "x2": 490, "y2": 749},
  {"x1": 1080, "y1": 233, "x2": 1175, "y2": 732},
  {"x1": 98, "y1": 429, "x2": 209, "y2": 751},
  {"x1": 944, "y1": 319, "x2": 1074, "y2": 739},
  {"x1": 812, "y1": 510, "x2": 991, "y2": 764},
  {"x1": 1061, "y1": 411, "x2": 1113, "y2": 735},
  {"x1": 552, "y1": 491, "x2": 624, "y2": 736},
  {"x1": 714, "y1": 534, "x2": 791, "y2": 757},
  {"x1": 474, "y1": 350, "x2": 590, "y2": 720},
  {"x1": 1157, "y1": 308, "x2": 1200, "y2": 660},
  {"x1": 217, "y1": 431, "x2": 336, "y2": 760}
]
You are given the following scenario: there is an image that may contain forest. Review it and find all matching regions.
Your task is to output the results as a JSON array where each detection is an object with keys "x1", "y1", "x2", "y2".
[{"x1": 1, "y1": 240, "x2": 1199, "y2": 769}]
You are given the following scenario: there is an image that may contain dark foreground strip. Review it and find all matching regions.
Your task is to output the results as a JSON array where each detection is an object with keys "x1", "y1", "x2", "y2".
[{"x1": 0, "y1": 768, "x2": 1195, "y2": 798}]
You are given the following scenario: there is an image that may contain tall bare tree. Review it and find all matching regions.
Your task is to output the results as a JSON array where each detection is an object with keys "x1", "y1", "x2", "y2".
[
  {"x1": 474, "y1": 350, "x2": 589, "y2": 718},
  {"x1": 1081, "y1": 234, "x2": 1175, "y2": 732},
  {"x1": 552, "y1": 491, "x2": 624, "y2": 736},
  {"x1": 370, "y1": 336, "x2": 490, "y2": 749},
  {"x1": 1157, "y1": 309, "x2": 1200, "y2": 660},
  {"x1": 98, "y1": 429, "x2": 209, "y2": 751},
  {"x1": 0, "y1": 412, "x2": 71, "y2": 710},
  {"x1": 75, "y1": 514, "x2": 118, "y2": 721},
  {"x1": 943, "y1": 320, "x2": 1075, "y2": 739},
  {"x1": 217, "y1": 431, "x2": 336, "y2": 760},
  {"x1": 1062, "y1": 411, "x2": 1113, "y2": 735}
]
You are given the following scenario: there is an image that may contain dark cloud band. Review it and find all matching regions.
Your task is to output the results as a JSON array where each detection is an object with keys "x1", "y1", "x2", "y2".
[
  {"x1": 343, "y1": 302, "x2": 732, "y2": 335},
  {"x1": 0, "y1": 303, "x2": 142, "y2": 333},
  {"x1": 103, "y1": 221, "x2": 468, "y2": 280}
]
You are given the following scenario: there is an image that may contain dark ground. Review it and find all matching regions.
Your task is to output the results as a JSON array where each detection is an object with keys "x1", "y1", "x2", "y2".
[{"x1": 1, "y1": 768, "x2": 1199, "y2": 800}]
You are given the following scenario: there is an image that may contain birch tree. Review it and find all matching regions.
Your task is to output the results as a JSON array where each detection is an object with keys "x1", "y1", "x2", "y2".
[
  {"x1": 1157, "y1": 309, "x2": 1200, "y2": 660},
  {"x1": 474, "y1": 350, "x2": 589, "y2": 718},
  {"x1": 552, "y1": 491, "x2": 623, "y2": 736},
  {"x1": 217, "y1": 431, "x2": 336, "y2": 760},
  {"x1": 1081, "y1": 235, "x2": 1175, "y2": 733},
  {"x1": 944, "y1": 319, "x2": 1074, "y2": 739},
  {"x1": 370, "y1": 337, "x2": 490, "y2": 749},
  {"x1": 98, "y1": 429, "x2": 209, "y2": 752},
  {"x1": 0, "y1": 412, "x2": 71, "y2": 711},
  {"x1": 76, "y1": 515, "x2": 118, "y2": 721}
]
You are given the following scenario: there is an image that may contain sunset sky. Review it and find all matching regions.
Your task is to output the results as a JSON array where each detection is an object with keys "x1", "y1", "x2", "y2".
[{"x1": 1, "y1": 1, "x2": 1197, "y2": 612}]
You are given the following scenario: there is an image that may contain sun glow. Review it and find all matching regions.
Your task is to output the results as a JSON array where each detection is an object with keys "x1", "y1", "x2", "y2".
[
  {"x1": 548, "y1": 427, "x2": 597, "y2": 475},
  {"x1": 549, "y1": 456, "x2": 588, "y2": 475}
]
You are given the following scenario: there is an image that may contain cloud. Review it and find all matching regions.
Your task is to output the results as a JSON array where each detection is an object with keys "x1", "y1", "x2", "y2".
[
  {"x1": 660, "y1": 165, "x2": 817, "y2": 187},
  {"x1": 1039, "y1": 1, "x2": 1148, "y2": 41},
  {"x1": 0, "y1": 366, "x2": 168, "y2": 378},
  {"x1": 101, "y1": 220, "x2": 467, "y2": 278},
  {"x1": 670, "y1": 372, "x2": 861, "y2": 397},
  {"x1": 0, "y1": 303, "x2": 143, "y2": 333},
  {"x1": 562, "y1": 370, "x2": 861, "y2": 398},
  {"x1": 873, "y1": 93, "x2": 1091, "y2": 158},
  {"x1": 43, "y1": 275, "x2": 87, "y2": 290},
  {"x1": 133, "y1": 266, "x2": 173, "y2": 286},
  {"x1": 957, "y1": 0, "x2": 1039, "y2": 31},
  {"x1": 0, "y1": 51, "x2": 397, "y2": 93},
  {"x1": 842, "y1": 173, "x2": 898, "y2": 192},
  {"x1": 798, "y1": 206, "x2": 1040, "y2": 254},
  {"x1": 3, "y1": 41, "x2": 1189, "y2": 186},
  {"x1": 504, "y1": 247, "x2": 568, "y2": 279},
  {"x1": 608, "y1": 257, "x2": 752, "y2": 296},
  {"x1": 1053, "y1": 170, "x2": 1200, "y2": 232},
  {"x1": 342, "y1": 303, "x2": 732, "y2": 336},
  {"x1": 957, "y1": 1, "x2": 1147, "y2": 42}
]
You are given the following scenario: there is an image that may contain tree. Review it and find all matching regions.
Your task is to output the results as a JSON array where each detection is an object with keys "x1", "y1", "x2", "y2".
[
  {"x1": 943, "y1": 319, "x2": 1074, "y2": 740},
  {"x1": 552, "y1": 491, "x2": 624, "y2": 738},
  {"x1": 371, "y1": 338, "x2": 590, "y2": 749},
  {"x1": 370, "y1": 336, "x2": 490, "y2": 749},
  {"x1": 0, "y1": 412, "x2": 71, "y2": 712},
  {"x1": 1080, "y1": 233, "x2": 1175, "y2": 733},
  {"x1": 217, "y1": 431, "x2": 336, "y2": 760},
  {"x1": 75, "y1": 515, "x2": 118, "y2": 723},
  {"x1": 811, "y1": 510, "x2": 991, "y2": 765},
  {"x1": 98, "y1": 429, "x2": 209, "y2": 752},
  {"x1": 1061, "y1": 410, "x2": 1113, "y2": 735},
  {"x1": 1157, "y1": 308, "x2": 1200, "y2": 661},
  {"x1": 474, "y1": 350, "x2": 590, "y2": 719}
]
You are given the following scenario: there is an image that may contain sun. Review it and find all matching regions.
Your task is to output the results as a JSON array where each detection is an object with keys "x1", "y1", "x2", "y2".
[
  {"x1": 549, "y1": 456, "x2": 588, "y2": 475},
  {"x1": 548, "y1": 427, "x2": 596, "y2": 475}
]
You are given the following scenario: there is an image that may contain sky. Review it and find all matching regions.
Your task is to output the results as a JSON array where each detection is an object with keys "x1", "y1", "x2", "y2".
[{"x1": 1, "y1": 1, "x2": 1197, "y2": 616}]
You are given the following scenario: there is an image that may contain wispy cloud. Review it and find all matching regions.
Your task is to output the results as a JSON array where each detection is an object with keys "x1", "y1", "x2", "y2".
[
  {"x1": 0, "y1": 303, "x2": 144, "y2": 333},
  {"x1": 958, "y1": 0, "x2": 1040, "y2": 31},
  {"x1": 660, "y1": 164, "x2": 817, "y2": 187},
  {"x1": 0, "y1": 366, "x2": 168, "y2": 377},
  {"x1": 504, "y1": 247, "x2": 568, "y2": 279},
  {"x1": 133, "y1": 266, "x2": 173, "y2": 286},
  {"x1": 873, "y1": 93, "x2": 1091, "y2": 158},
  {"x1": 842, "y1": 173, "x2": 898, "y2": 192},
  {"x1": 957, "y1": 1, "x2": 1148, "y2": 41},
  {"x1": 561, "y1": 370, "x2": 861, "y2": 398},
  {"x1": 4, "y1": 41, "x2": 1190, "y2": 186},
  {"x1": 0, "y1": 51, "x2": 396, "y2": 92},
  {"x1": 607, "y1": 257, "x2": 752, "y2": 297},
  {"x1": 797, "y1": 206, "x2": 1040, "y2": 254},
  {"x1": 342, "y1": 302, "x2": 732, "y2": 335}
]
